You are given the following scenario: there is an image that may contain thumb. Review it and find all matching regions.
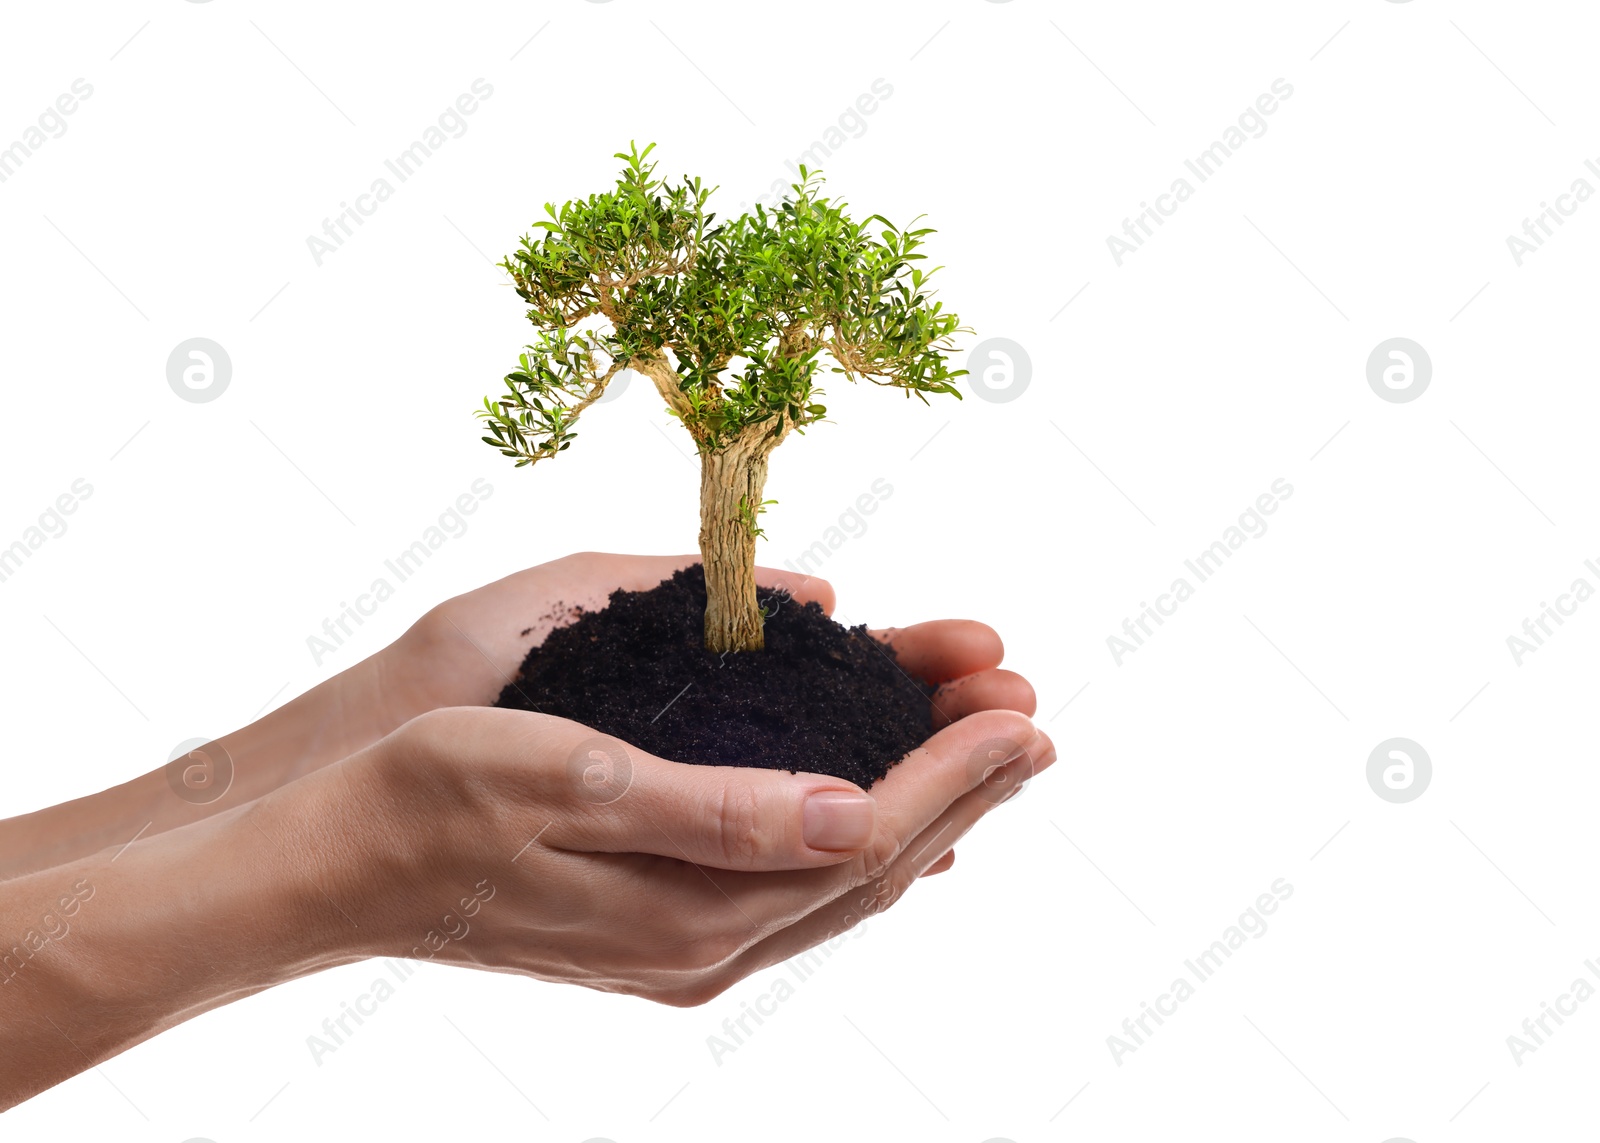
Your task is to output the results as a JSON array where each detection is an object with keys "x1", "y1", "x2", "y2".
[{"x1": 553, "y1": 738, "x2": 880, "y2": 872}]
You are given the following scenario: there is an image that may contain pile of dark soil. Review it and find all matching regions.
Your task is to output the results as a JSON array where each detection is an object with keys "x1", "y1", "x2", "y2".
[{"x1": 492, "y1": 564, "x2": 932, "y2": 786}]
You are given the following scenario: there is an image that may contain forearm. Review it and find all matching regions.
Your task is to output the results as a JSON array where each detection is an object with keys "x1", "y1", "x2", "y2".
[
  {"x1": 0, "y1": 759, "x2": 378, "y2": 1109},
  {"x1": 0, "y1": 652, "x2": 412, "y2": 881}
]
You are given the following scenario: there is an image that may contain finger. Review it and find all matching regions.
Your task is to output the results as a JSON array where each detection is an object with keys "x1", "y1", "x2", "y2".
[
  {"x1": 423, "y1": 708, "x2": 875, "y2": 873},
  {"x1": 714, "y1": 742, "x2": 1047, "y2": 983},
  {"x1": 539, "y1": 672, "x2": 1039, "y2": 884},
  {"x1": 869, "y1": 709, "x2": 1044, "y2": 853},
  {"x1": 869, "y1": 620, "x2": 1004, "y2": 684},
  {"x1": 663, "y1": 716, "x2": 1054, "y2": 924},
  {"x1": 544, "y1": 729, "x2": 883, "y2": 873},
  {"x1": 930, "y1": 668, "x2": 1037, "y2": 727},
  {"x1": 753, "y1": 564, "x2": 835, "y2": 616},
  {"x1": 890, "y1": 734, "x2": 1047, "y2": 872},
  {"x1": 921, "y1": 848, "x2": 956, "y2": 877}
]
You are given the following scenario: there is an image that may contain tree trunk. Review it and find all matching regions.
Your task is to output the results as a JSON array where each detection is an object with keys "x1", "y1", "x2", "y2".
[
  {"x1": 632, "y1": 351, "x2": 787, "y2": 654},
  {"x1": 699, "y1": 431, "x2": 773, "y2": 653}
]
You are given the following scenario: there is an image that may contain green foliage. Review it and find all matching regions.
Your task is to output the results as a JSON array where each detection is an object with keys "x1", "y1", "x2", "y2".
[
  {"x1": 738, "y1": 496, "x2": 777, "y2": 540},
  {"x1": 478, "y1": 142, "x2": 967, "y2": 465}
]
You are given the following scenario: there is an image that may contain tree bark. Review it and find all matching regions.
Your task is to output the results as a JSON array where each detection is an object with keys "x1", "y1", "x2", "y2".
[
  {"x1": 632, "y1": 350, "x2": 786, "y2": 653},
  {"x1": 699, "y1": 431, "x2": 774, "y2": 652}
]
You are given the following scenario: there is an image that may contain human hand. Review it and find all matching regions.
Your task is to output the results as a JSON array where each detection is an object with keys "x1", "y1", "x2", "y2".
[
  {"x1": 375, "y1": 551, "x2": 832, "y2": 717},
  {"x1": 342, "y1": 700, "x2": 1054, "y2": 1004},
  {"x1": 379, "y1": 548, "x2": 1035, "y2": 732}
]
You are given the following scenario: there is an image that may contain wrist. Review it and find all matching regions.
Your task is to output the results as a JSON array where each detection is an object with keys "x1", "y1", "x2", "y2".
[
  {"x1": 0, "y1": 769, "x2": 374, "y2": 1105},
  {"x1": 336, "y1": 713, "x2": 503, "y2": 962},
  {"x1": 0, "y1": 649, "x2": 402, "y2": 882},
  {"x1": 230, "y1": 652, "x2": 401, "y2": 790},
  {"x1": 89, "y1": 790, "x2": 366, "y2": 1001}
]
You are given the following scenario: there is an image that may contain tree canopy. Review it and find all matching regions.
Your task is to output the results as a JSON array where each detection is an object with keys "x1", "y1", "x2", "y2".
[{"x1": 479, "y1": 141, "x2": 966, "y2": 465}]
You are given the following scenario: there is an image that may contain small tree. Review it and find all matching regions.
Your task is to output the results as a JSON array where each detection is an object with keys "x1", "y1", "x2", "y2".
[{"x1": 479, "y1": 143, "x2": 966, "y2": 653}]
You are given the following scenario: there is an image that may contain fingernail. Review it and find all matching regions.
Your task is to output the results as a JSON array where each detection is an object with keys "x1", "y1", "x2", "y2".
[
  {"x1": 804, "y1": 791, "x2": 876, "y2": 851},
  {"x1": 1018, "y1": 732, "x2": 1055, "y2": 770}
]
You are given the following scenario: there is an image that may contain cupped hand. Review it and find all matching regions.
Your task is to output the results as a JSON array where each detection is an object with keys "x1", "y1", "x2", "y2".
[
  {"x1": 377, "y1": 550, "x2": 1036, "y2": 735},
  {"x1": 377, "y1": 552, "x2": 1039, "y2": 879},
  {"x1": 343, "y1": 700, "x2": 1055, "y2": 1005},
  {"x1": 356, "y1": 552, "x2": 818, "y2": 737}
]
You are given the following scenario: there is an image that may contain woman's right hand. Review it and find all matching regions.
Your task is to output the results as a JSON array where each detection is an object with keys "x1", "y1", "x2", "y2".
[{"x1": 346, "y1": 668, "x2": 1052, "y2": 1006}]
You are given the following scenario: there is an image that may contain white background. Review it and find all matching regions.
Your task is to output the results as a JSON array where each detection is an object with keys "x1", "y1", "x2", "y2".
[{"x1": 2, "y1": 1, "x2": 1598, "y2": 1139}]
